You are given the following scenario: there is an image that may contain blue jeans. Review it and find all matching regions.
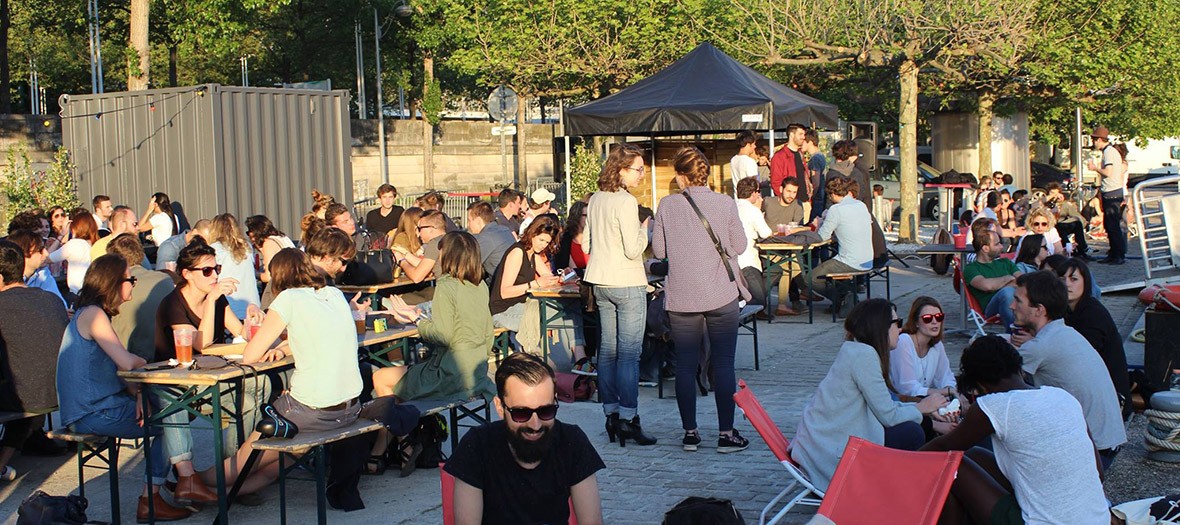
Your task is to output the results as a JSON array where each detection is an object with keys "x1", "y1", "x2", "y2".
[
  {"x1": 71, "y1": 395, "x2": 169, "y2": 486},
  {"x1": 984, "y1": 286, "x2": 1017, "y2": 329},
  {"x1": 669, "y1": 300, "x2": 740, "y2": 432},
  {"x1": 155, "y1": 373, "x2": 271, "y2": 463},
  {"x1": 595, "y1": 286, "x2": 647, "y2": 420}
]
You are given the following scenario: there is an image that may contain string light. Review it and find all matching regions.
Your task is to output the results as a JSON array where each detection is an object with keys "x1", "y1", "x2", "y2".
[{"x1": 57, "y1": 86, "x2": 205, "y2": 120}]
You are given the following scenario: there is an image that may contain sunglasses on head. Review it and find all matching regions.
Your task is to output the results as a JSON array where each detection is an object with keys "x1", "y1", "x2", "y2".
[
  {"x1": 920, "y1": 312, "x2": 945, "y2": 324},
  {"x1": 890, "y1": 318, "x2": 904, "y2": 328},
  {"x1": 189, "y1": 265, "x2": 222, "y2": 277},
  {"x1": 501, "y1": 400, "x2": 559, "y2": 423}
]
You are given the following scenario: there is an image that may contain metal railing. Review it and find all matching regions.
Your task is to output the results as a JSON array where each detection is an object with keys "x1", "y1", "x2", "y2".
[{"x1": 352, "y1": 180, "x2": 567, "y2": 230}]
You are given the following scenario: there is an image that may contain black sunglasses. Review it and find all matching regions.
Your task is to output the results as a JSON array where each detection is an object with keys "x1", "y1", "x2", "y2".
[
  {"x1": 189, "y1": 265, "x2": 222, "y2": 277},
  {"x1": 123, "y1": 276, "x2": 138, "y2": 287},
  {"x1": 890, "y1": 318, "x2": 904, "y2": 328},
  {"x1": 501, "y1": 401, "x2": 559, "y2": 423}
]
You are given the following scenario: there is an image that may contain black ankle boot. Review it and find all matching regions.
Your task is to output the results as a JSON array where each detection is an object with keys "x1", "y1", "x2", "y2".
[
  {"x1": 614, "y1": 415, "x2": 657, "y2": 447},
  {"x1": 605, "y1": 414, "x2": 619, "y2": 443}
]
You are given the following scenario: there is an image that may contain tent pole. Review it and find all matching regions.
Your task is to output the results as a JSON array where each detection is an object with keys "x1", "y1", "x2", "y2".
[
  {"x1": 650, "y1": 134, "x2": 657, "y2": 210},
  {"x1": 560, "y1": 100, "x2": 571, "y2": 210}
]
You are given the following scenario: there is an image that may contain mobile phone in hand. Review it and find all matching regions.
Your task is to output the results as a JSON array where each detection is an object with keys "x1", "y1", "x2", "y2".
[{"x1": 561, "y1": 269, "x2": 577, "y2": 283}]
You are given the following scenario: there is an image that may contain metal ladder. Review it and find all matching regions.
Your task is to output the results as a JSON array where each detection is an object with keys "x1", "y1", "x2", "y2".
[{"x1": 1132, "y1": 175, "x2": 1180, "y2": 288}]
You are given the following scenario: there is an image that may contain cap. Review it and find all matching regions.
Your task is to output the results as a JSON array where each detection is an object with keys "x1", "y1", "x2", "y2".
[
  {"x1": 1090, "y1": 126, "x2": 1110, "y2": 139},
  {"x1": 530, "y1": 187, "x2": 556, "y2": 204}
]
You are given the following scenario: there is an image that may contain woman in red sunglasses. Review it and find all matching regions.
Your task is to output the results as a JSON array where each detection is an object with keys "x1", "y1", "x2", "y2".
[{"x1": 890, "y1": 296, "x2": 956, "y2": 400}]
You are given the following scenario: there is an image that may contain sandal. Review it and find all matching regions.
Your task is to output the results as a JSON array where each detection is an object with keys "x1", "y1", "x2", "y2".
[{"x1": 363, "y1": 455, "x2": 387, "y2": 476}]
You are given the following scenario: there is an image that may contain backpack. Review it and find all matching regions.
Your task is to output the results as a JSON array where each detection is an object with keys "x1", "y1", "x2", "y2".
[
  {"x1": 409, "y1": 414, "x2": 448, "y2": 469},
  {"x1": 663, "y1": 497, "x2": 746, "y2": 524}
]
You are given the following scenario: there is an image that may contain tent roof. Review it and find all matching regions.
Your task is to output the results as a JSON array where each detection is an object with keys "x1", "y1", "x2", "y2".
[{"x1": 563, "y1": 42, "x2": 839, "y2": 137}]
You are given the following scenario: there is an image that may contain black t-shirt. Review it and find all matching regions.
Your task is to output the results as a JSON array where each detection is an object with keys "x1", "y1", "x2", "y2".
[
  {"x1": 444, "y1": 420, "x2": 604, "y2": 525},
  {"x1": 488, "y1": 243, "x2": 534, "y2": 315},
  {"x1": 154, "y1": 288, "x2": 230, "y2": 361},
  {"x1": 0, "y1": 287, "x2": 69, "y2": 411},
  {"x1": 365, "y1": 206, "x2": 404, "y2": 237}
]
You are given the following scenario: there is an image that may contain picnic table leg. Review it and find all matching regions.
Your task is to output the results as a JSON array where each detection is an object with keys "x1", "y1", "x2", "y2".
[
  {"x1": 539, "y1": 299, "x2": 550, "y2": 362},
  {"x1": 211, "y1": 383, "x2": 228, "y2": 525},
  {"x1": 232, "y1": 378, "x2": 246, "y2": 448},
  {"x1": 279, "y1": 454, "x2": 288, "y2": 525},
  {"x1": 314, "y1": 447, "x2": 328, "y2": 525},
  {"x1": 762, "y1": 253, "x2": 774, "y2": 322},
  {"x1": 109, "y1": 440, "x2": 121, "y2": 525},
  {"x1": 142, "y1": 389, "x2": 155, "y2": 524},
  {"x1": 804, "y1": 250, "x2": 814, "y2": 324}
]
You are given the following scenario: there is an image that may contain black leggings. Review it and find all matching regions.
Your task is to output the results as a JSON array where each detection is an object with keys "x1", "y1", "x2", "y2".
[{"x1": 670, "y1": 300, "x2": 739, "y2": 432}]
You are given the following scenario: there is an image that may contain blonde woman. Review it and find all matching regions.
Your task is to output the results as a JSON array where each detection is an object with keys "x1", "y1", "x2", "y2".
[
  {"x1": 208, "y1": 213, "x2": 261, "y2": 319},
  {"x1": 1017, "y1": 207, "x2": 1064, "y2": 256}
]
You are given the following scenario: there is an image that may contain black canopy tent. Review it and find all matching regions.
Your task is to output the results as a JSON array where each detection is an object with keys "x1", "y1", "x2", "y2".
[{"x1": 563, "y1": 42, "x2": 839, "y2": 137}]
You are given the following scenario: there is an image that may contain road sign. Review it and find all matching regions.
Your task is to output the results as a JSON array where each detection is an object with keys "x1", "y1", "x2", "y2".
[
  {"x1": 487, "y1": 85, "x2": 518, "y2": 122},
  {"x1": 491, "y1": 125, "x2": 517, "y2": 136}
]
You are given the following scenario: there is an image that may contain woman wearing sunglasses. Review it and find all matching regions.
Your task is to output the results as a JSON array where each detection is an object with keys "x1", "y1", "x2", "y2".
[
  {"x1": 154, "y1": 238, "x2": 250, "y2": 361},
  {"x1": 890, "y1": 297, "x2": 956, "y2": 400},
  {"x1": 1018, "y1": 207, "x2": 1064, "y2": 256},
  {"x1": 789, "y1": 299, "x2": 951, "y2": 492}
]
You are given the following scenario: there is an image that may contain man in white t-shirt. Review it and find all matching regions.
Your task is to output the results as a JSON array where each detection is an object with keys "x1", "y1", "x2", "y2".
[
  {"x1": 730, "y1": 130, "x2": 760, "y2": 191},
  {"x1": 1087, "y1": 126, "x2": 1127, "y2": 264},
  {"x1": 922, "y1": 335, "x2": 1109, "y2": 525},
  {"x1": 734, "y1": 177, "x2": 772, "y2": 318},
  {"x1": 91, "y1": 195, "x2": 113, "y2": 237}
]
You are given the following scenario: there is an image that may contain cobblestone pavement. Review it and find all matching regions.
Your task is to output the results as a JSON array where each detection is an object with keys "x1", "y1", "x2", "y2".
[{"x1": 2, "y1": 231, "x2": 1176, "y2": 524}]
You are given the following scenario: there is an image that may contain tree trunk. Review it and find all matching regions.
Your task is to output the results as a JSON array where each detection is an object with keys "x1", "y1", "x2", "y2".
[
  {"x1": 977, "y1": 88, "x2": 995, "y2": 182},
  {"x1": 168, "y1": 43, "x2": 178, "y2": 87},
  {"x1": 517, "y1": 97, "x2": 528, "y2": 189},
  {"x1": 422, "y1": 53, "x2": 434, "y2": 189},
  {"x1": 0, "y1": 0, "x2": 10, "y2": 113},
  {"x1": 128, "y1": 0, "x2": 150, "y2": 90},
  {"x1": 897, "y1": 59, "x2": 920, "y2": 243}
]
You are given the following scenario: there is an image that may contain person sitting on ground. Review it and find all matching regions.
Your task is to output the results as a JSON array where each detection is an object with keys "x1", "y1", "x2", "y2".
[
  {"x1": 1017, "y1": 207, "x2": 1065, "y2": 255},
  {"x1": 762, "y1": 176, "x2": 809, "y2": 315},
  {"x1": 209, "y1": 248, "x2": 364, "y2": 496},
  {"x1": 365, "y1": 184, "x2": 404, "y2": 238},
  {"x1": 6, "y1": 230, "x2": 66, "y2": 308},
  {"x1": 963, "y1": 229, "x2": 1022, "y2": 329},
  {"x1": 519, "y1": 188, "x2": 556, "y2": 234},
  {"x1": 789, "y1": 299, "x2": 950, "y2": 492},
  {"x1": 1043, "y1": 183, "x2": 1091, "y2": 260},
  {"x1": 56, "y1": 254, "x2": 194, "y2": 521},
  {"x1": 90, "y1": 207, "x2": 138, "y2": 261},
  {"x1": 245, "y1": 215, "x2": 295, "y2": 286},
  {"x1": 734, "y1": 176, "x2": 774, "y2": 319},
  {"x1": 106, "y1": 234, "x2": 176, "y2": 362},
  {"x1": 394, "y1": 209, "x2": 448, "y2": 283},
  {"x1": 921, "y1": 335, "x2": 1110, "y2": 525},
  {"x1": 49, "y1": 211, "x2": 99, "y2": 296},
  {"x1": 0, "y1": 240, "x2": 69, "y2": 482},
  {"x1": 1006, "y1": 270, "x2": 1126, "y2": 468},
  {"x1": 494, "y1": 188, "x2": 523, "y2": 233},
  {"x1": 1054, "y1": 258, "x2": 1131, "y2": 419},
  {"x1": 889, "y1": 296, "x2": 956, "y2": 400},
  {"x1": 368, "y1": 232, "x2": 497, "y2": 474},
  {"x1": 1012, "y1": 233, "x2": 1047, "y2": 274},
  {"x1": 417, "y1": 191, "x2": 461, "y2": 233},
  {"x1": 138, "y1": 193, "x2": 180, "y2": 247},
  {"x1": 792, "y1": 175, "x2": 873, "y2": 304},
  {"x1": 155, "y1": 220, "x2": 211, "y2": 272},
  {"x1": 208, "y1": 213, "x2": 261, "y2": 319},
  {"x1": 554, "y1": 200, "x2": 590, "y2": 274},
  {"x1": 445, "y1": 352, "x2": 605, "y2": 525}
]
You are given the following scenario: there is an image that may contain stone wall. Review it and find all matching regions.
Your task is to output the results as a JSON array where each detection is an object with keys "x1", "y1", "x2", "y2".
[{"x1": 0, "y1": 116, "x2": 62, "y2": 169}]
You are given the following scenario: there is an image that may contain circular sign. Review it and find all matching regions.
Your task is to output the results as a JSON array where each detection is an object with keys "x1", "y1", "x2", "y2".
[{"x1": 486, "y1": 85, "x2": 518, "y2": 122}]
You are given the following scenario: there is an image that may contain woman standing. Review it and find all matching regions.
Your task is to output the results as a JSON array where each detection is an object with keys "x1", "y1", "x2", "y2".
[
  {"x1": 139, "y1": 192, "x2": 180, "y2": 246},
  {"x1": 585, "y1": 144, "x2": 654, "y2": 447},
  {"x1": 211, "y1": 248, "x2": 363, "y2": 495},
  {"x1": 1013, "y1": 233, "x2": 1047, "y2": 274},
  {"x1": 49, "y1": 212, "x2": 99, "y2": 296},
  {"x1": 653, "y1": 146, "x2": 747, "y2": 452},
  {"x1": 207, "y1": 213, "x2": 260, "y2": 319},
  {"x1": 889, "y1": 296, "x2": 956, "y2": 399},
  {"x1": 245, "y1": 215, "x2": 295, "y2": 284},
  {"x1": 56, "y1": 255, "x2": 193, "y2": 521},
  {"x1": 1057, "y1": 259, "x2": 1131, "y2": 418},
  {"x1": 789, "y1": 299, "x2": 949, "y2": 491}
]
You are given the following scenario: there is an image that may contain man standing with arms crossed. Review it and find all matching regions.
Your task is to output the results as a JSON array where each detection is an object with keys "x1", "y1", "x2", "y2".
[{"x1": 1087, "y1": 126, "x2": 1127, "y2": 265}]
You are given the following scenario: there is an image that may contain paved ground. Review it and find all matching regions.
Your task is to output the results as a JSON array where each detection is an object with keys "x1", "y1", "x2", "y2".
[{"x1": 2, "y1": 230, "x2": 1177, "y2": 524}]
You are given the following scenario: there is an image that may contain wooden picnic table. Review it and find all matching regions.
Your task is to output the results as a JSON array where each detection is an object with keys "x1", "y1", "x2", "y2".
[
  {"x1": 335, "y1": 276, "x2": 426, "y2": 295},
  {"x1": 755, "y1": 238, "x2": 833, "y2": 324}
]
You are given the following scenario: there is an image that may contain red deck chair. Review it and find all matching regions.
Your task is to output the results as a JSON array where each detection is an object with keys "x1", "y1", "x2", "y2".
[
  {"x1": 733, "y1": 380, "x2": 825, "y2": 525},
  {"x1": 952, "y1": 255, "x2": 1003, "y2": 337},
  {"x1": 815, "y1": 437, "x2": 962, "y2": 525},
  {"x1": 440, "y1": 463, "x2": 577, "y2": 525}
]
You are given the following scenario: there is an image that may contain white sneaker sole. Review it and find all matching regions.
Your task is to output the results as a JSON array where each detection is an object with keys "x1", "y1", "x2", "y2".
[
  {"x1": 717, "y1": 445, "x2": 749, "y2": 454},
  {"x1": 570, "y1": 369, "x2": 597, "y2": 377}
]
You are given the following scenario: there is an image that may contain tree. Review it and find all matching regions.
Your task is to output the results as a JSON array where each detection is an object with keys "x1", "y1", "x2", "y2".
[{"x1": 129, "y1": 0, "x2": 150, "y2": 89}]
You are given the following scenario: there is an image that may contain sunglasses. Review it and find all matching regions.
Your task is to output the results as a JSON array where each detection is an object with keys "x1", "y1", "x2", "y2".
[
  {"x1": 123, "y1": 276, "x2": 138, "y2": 287},
  {"x1": 890, "y1": 318, "x2": 904, "y2": 328},
  {"x1": 189, "y1": 265, "x2": 222, "y2": 277},
  {"x1": 1031, "y1": 221, "x2": 1048, "y2": 227},
  {"x1": 501, "y1": 401, "x2": 559, "y2": 423},
  {"x1": 920, "y1": 312, "x2": 945, "y2": 324},
  {"x1": 339, "y1": 257, "x2": 351, "y2": 266},
  {"x1": 416, "y1": 225, "x2": 434, "y2": 231}
]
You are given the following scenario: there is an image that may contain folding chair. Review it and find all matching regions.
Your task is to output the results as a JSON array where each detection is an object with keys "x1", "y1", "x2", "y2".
[
  {"x1": 733, "y1": 380, "x2": 825, "y2": 525},
  {"x1": 952, "y1": 256, "x2": 1003, "y2": 337},
  {"x1": 440, "y1": 463, "x2": 577, "y2": 525},
  {"x1": 815, "y1": 437, "x2": 962, "y2": 525}
]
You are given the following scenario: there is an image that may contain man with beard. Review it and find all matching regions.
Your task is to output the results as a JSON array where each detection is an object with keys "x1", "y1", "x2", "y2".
[{"x1": 445, "y1": 353, "x2": 605, "y2": 524}]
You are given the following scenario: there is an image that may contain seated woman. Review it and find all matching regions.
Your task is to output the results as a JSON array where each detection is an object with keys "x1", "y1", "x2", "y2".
[
  {"x1": 1016, "y1": 207, "x2": 1064, "y2": 255},
  {"x1": 208, "y1": 248, "x2": 363, "y2": 495},
  {"x1": 789, "y1": 299, "x2": 949, "y2": 492},
  {"x1": 1012, "y1": 233, "x2": 1047, "y2": 274},
  {"x1": 368, "y1": 232, "x2": 497, "y2": 473},
  {"x1": 245, "y1": 214, "x2": 295, "y2": 286},
  {"x1": 57, "y1": 255, "x2": 194, "y2": 521},
  {"x1": 1056, "y1": 258, "x2": 1131, "y2": 419},
  {"x1": 889, "y1": 296, "x2": 955, "y2": 399},
  {"x1": 208, "y1": 213, "x2": 261, "y2": 319},
  {"x1": 922, "y1": 336, "x2": 1109, "y2": 524},
  {"x1": 390, "y1": 206, "x2": 425, "y2": 255}
]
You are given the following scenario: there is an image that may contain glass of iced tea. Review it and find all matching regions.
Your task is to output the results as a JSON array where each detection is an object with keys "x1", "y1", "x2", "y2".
[
  {"x1": 353, "y1": 309, "x2": 367, "y2": 335},
  {"x1": 173, "y1": 327, "x2": 194, "y2": 363}
]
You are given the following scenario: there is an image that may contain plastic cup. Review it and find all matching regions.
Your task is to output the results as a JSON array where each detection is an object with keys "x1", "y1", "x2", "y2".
[
  {"x1": 173, "y1": 327, "x2": 194, "y2": 363},
  {"x1": 244, "y1": 318, "x2": 261, "y2": 341},
  {"x1": 787, "y1": 222, "x2": 798, "y2": 230},
  {"x1": 353, "y1": 309, "x2": 367, "y2": 335},
  {"x1": 777, "y1": 223, "x2": 787, "y2": 234}
]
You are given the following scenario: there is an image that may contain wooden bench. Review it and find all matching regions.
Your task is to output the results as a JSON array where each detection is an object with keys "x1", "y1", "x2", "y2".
[
  {"x1": 403, "y1": 396, "x2": 493, "y2": 451},
  {"x1": 656, "y1": 304, "x2": 763, "y2": 399},
  {"x1": 46, "y1": 429, "x2": 123, "y2": 525},
  {"x1": 821, "y1": 270, "x2": 872, "y2": 321},
  {"x1": 237, "y1": 419, "x2": 386, "y2": 525}
]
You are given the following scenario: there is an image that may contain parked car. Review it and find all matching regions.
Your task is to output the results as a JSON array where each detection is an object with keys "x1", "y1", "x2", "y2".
[{"x1": 874, "y1": 155, "x2": 942, "y2": 219}]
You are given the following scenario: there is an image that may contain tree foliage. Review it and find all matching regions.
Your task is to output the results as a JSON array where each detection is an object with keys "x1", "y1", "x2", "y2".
[{"x1": 1, "y1": 145, "x2": 80, "y2": 224}]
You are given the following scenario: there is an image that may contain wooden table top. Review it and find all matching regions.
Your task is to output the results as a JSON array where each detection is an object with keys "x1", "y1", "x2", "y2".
[
  {"x1": 529, "y1": 283, "x2": 581, "y2": 299},
  {"x1": 336, "y1": 277, "x2": 427, "y2": 294},
  {"x1": 120, "y1": 356, "x2": 294, "y2": 386},
  {"x1": 755, "y1": 238, "x2": 833, "y2": 251},
  {"x1": 359, "y1": 325, "x2": 420, "y2": 347}
]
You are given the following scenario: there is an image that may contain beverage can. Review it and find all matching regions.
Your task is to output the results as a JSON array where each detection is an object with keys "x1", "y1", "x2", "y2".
[{"x1": 374, "y1": 318, "x2": 387, "y2": 333}]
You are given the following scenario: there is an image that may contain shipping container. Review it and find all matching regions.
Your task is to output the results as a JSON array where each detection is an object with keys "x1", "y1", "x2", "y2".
[{"x1": 60, "y1": 84, "x2": 353, "y2": 238}]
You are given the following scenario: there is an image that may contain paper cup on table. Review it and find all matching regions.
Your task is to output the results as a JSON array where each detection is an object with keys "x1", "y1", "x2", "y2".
[
  {"x1": 353, "y1": 309, "x2": 367, "y2": 335},
  {"x1": 173, "y1": 327, "x2": 194, "y2": 364}
]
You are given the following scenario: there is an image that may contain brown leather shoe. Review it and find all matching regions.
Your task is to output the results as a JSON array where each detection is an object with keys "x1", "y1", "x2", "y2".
[
  {"x1": 775, "y1": 305, "x2": 802, "y2": 316},
  {"x1": 137, "y1": 493, "x2": 193, "y2": 523},
  {"x1": 173, "y1": 473, "x2": 218, "y2": 504}
]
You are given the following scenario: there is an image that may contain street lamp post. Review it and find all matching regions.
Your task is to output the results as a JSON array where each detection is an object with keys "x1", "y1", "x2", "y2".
[{"x1": 373, "y1": 2, "x2": 413, "y2": 186}]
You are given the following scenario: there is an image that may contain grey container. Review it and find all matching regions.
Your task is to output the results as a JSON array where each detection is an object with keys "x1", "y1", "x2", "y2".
[{"x1": 60, "y1": 84, "x2": 353, "y2": 239}]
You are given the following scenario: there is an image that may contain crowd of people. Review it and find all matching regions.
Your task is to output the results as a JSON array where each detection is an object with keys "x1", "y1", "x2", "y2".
[{"x1": 0, "y1": 122, "x2": 1136, "y2": 524}]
